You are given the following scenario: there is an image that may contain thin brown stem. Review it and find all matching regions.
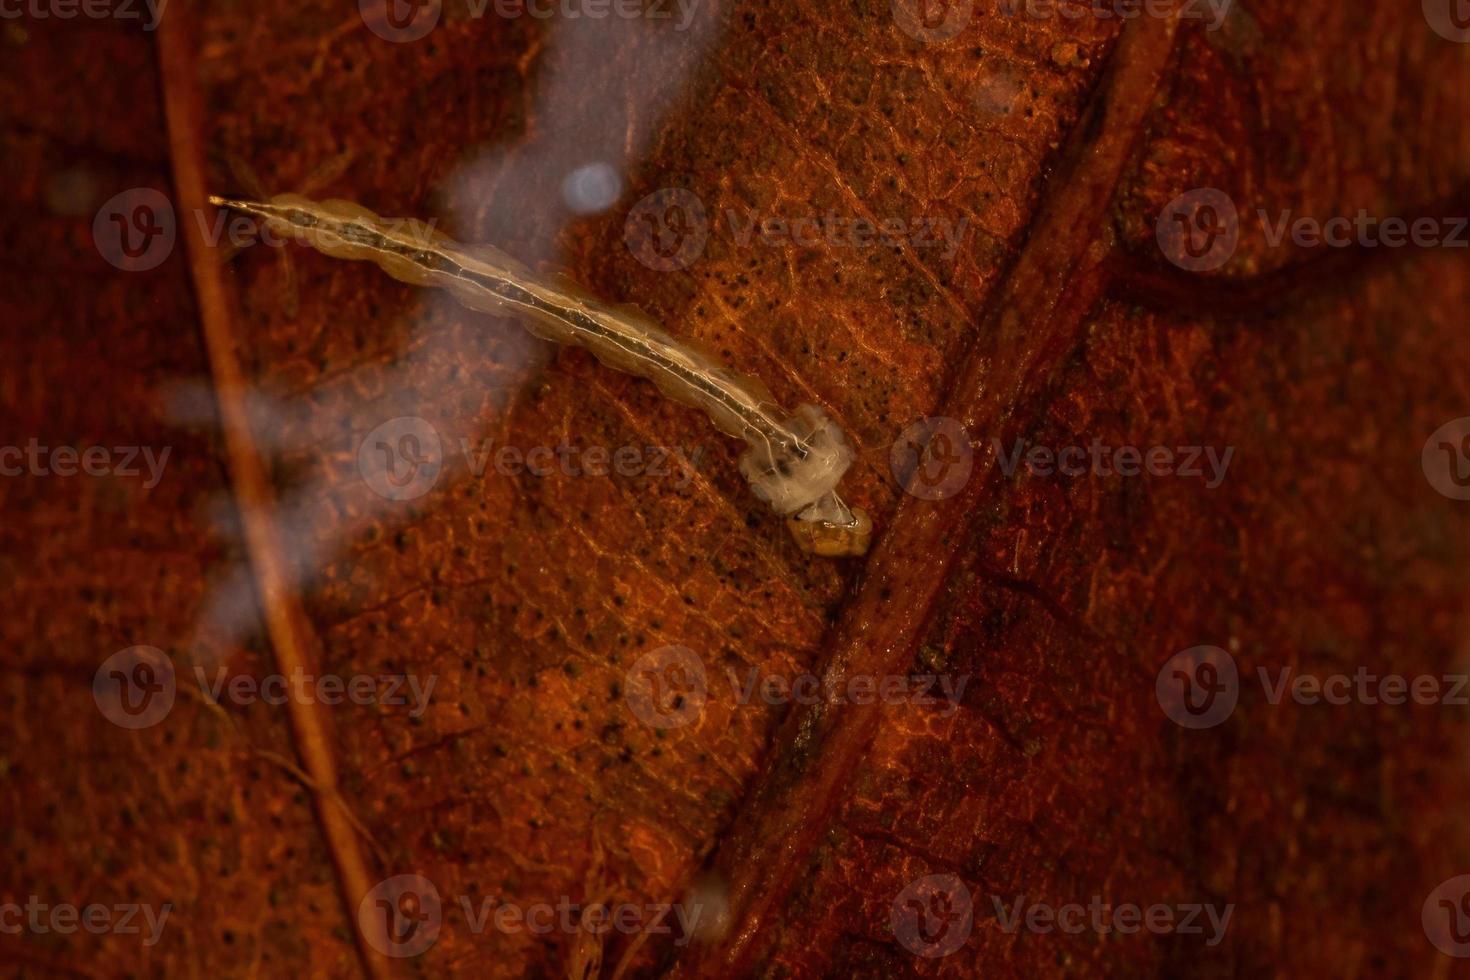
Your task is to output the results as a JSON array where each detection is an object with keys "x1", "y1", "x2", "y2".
[{"x1": 154, "y1": 9, "x2": 389, "y2": 979}]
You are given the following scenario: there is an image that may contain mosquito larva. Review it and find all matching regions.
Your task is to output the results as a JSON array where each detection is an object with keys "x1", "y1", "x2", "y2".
[{"x1": 209, "y1": 193, "x2": 873, "y2": 558}]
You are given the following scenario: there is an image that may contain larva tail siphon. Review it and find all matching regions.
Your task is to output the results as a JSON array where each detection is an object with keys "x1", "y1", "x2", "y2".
[{"x1": 209, "y1": 193, "x2": 873, "y2": 558}]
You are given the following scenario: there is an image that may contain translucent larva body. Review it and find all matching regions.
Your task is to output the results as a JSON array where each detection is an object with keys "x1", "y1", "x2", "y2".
[{"x1": 210, "y1": 193, "x2": 872, "y2": 557}]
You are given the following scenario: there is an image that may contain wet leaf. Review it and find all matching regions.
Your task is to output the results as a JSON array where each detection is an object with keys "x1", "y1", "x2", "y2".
[{"x1": 3, "y1": 0, "x2": 1469, "y2": 977}]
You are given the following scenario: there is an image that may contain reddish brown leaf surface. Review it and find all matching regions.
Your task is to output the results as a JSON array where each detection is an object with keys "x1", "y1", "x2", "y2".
[{"x1": 3, "y1": 0, "x2": 1469, "y2": 977}]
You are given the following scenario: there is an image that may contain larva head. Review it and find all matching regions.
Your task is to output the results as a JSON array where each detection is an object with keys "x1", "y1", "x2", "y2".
[
  {"x1": 209, "y1": 194, "x2": 312, "y2": 244},
  {"x1": 739, "y1": 404, "x2": 855, "y2": 516},
  {"x1": 787, "y1": 506, "x2": 873, "y2": 558}
]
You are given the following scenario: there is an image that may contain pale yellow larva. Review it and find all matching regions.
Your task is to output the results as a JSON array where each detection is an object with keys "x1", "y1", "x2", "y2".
[{"x1": 210, "y1": 193, "x2": 872, "y2": 557}]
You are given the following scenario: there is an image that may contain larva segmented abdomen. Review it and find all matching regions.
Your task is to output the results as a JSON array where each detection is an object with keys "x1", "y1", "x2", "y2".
[
  {"x1": 265, "y1": 196, "x2": 787, "y2": 444},
  {"x1": 210, "y1": 192, "x2": 869, "y2": 554}
]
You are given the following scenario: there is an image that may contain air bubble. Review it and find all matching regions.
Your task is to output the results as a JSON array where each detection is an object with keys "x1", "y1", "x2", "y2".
[{"x1": 561, "y1": 162, "x2": 623, "y2": 215}]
